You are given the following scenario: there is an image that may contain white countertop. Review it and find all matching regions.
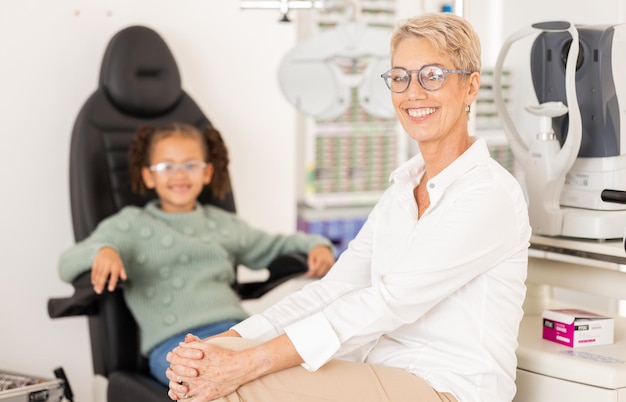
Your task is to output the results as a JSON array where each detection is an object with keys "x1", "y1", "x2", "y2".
[{"x1": 517, "y1": 313, "x2": 626, "y2": 389}]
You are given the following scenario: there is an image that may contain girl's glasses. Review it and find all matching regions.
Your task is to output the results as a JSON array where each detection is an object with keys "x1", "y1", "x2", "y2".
[
  {"x1": 381, "y1": 65, "x2": 472, "y2": 92},
  {"x1": 148, "y1": 161, "x2": 207, "y2": 176}
]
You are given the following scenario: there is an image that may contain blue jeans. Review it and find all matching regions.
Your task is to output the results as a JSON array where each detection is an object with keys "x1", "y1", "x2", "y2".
[{"x1": 148, "y1": 320, "x2": 240, "y2": 386}]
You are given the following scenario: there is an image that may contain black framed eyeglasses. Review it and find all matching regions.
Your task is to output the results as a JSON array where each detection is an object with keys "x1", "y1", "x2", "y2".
[
  {"x1": 381, "y1": 65, "x2": 472, "y2": 93},
  {"x1": 148, "y1": 161, "x2": 207, "y2": 176}
]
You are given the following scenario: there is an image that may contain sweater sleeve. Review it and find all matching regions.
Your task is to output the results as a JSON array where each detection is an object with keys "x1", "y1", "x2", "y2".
[
  {"x1": 58, "y1": 240, "x2": 111, "y2": 283},
  {"x1": 228, "y1": 214, "x2": 334, "y2": 270},
  {"x1": 57, "y1": 209, "x2": 135, "y2": 283},
  {"x1": 232, "y1": 204, "x2": 375, "y2": 353}
]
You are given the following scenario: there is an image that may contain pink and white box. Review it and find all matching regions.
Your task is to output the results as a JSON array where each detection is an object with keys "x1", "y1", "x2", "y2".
[{"x1": 542, "y1": 308, "x2": 614, "y2": 348}]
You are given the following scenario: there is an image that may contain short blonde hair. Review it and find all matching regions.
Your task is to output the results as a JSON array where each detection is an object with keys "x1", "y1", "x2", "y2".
[{"x1": 391, "y1": 13, "x2": 481, "y2": 74}]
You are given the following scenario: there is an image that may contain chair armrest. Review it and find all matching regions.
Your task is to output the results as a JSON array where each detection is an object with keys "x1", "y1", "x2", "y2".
[
  {"x1": 50, "y1": 252, "x2": 308, "y2": 314},
  {"x1": 48, "y1": 271, "x2": 99, "y2": 318},
  {"x1": 234, "y1": 253, "x2": 308, "y2": 300}
]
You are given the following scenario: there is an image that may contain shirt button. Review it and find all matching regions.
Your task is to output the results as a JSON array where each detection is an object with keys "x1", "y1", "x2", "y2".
[{"x1": 429, "y1": 183, "x2": 435, "y2": 189}]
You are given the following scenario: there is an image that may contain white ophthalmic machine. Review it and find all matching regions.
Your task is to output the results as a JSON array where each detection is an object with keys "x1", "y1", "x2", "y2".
[{"x1": 494, "y1": 21, "x2": 626, "y2": 401}]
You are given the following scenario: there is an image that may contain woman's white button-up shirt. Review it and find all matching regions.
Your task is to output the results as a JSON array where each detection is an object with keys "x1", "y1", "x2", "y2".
[{"x1": 233, "y1": 138, "x2": 531, "y2": 402}]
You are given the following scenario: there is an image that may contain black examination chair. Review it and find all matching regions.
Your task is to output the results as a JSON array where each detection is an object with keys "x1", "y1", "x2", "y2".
[{"x1": 47, "y1": 25, "x2": 307, "y2": 402}]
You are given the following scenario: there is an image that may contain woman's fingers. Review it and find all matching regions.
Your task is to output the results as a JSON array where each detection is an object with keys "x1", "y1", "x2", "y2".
[{"x1": 167, "y1": 343, "x2": 205, "y2": 362}]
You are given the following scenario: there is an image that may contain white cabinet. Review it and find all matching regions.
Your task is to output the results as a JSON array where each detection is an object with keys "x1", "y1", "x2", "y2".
[{"x1": 515, "y1": 235, "x2": 626, "y2": 402}]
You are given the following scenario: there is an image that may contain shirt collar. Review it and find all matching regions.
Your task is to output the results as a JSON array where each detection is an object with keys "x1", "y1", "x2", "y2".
[{"x1": 389, "y1": 137, "x2": 492, "y2": 205}]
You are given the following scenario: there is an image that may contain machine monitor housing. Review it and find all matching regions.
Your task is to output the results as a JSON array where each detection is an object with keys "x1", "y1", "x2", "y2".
[{"x1": 530, "y1": 25, "x2": 626, "y2": 211}]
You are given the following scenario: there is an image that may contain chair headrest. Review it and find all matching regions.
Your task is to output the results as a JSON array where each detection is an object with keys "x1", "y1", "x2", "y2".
[{"x1": 99, "y1": 25, "x2": 182, "y2": 117}]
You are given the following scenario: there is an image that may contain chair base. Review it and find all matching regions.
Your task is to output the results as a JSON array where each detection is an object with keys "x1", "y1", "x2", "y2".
[{"x1": 107, "y1": 371, "x2": 170, "y2": 402}]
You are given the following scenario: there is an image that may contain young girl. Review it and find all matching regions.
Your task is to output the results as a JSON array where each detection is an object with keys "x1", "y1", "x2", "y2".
[{"x1": 58, "y1": 122, "x2": 335, "y2": 386}]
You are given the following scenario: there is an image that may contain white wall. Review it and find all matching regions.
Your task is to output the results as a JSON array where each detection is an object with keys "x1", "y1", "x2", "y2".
[{"x1": 0, "y1": 1, "x2": 300, "y2": 400}]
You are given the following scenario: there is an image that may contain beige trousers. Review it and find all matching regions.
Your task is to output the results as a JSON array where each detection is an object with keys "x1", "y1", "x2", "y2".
[{"x1": 209, "y1": 338, "x2": 457, "y2": 402}]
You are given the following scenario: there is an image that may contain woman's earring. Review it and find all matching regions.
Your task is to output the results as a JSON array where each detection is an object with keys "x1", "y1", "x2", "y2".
[{"x1": 465, "y1": 105, "x2": 471, "y2": 113}]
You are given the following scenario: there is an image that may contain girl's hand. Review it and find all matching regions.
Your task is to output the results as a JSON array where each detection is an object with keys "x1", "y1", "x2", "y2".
[
  {"x1": 306, "y1": 245, "x2": 335, "y2": 277},
  {"x1": 91, "y1": 247, "x2": 127, "y2": 294}
]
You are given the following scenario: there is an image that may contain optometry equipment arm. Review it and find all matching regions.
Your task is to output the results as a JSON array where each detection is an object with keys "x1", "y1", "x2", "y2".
[{"x1": 494, "y1": 21, "x2": 582, "y2": 236}]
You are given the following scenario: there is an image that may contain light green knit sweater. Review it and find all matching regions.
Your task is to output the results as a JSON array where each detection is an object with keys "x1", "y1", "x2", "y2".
[{"x1": 58, "y1": 200, "x2": 332, "y2": 355}]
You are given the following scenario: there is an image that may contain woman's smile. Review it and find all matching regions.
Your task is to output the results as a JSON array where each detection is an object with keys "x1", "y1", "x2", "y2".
[{"x1": 407, "y1": 107, "x2": 437, "y2": 118}]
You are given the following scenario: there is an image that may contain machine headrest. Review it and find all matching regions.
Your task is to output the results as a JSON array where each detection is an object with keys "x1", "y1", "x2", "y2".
[{"x1": 99, "y1": 25, "x2": 182, "y2": 117}]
